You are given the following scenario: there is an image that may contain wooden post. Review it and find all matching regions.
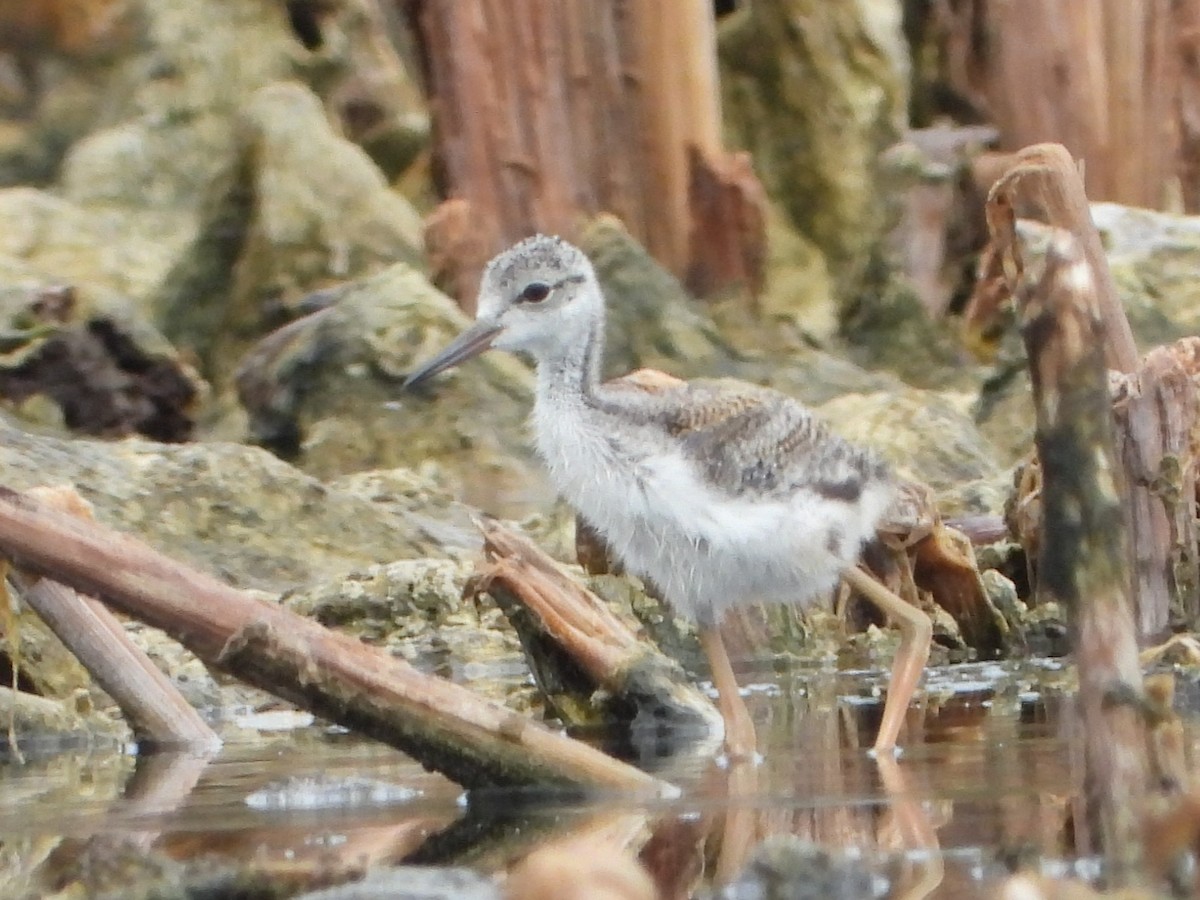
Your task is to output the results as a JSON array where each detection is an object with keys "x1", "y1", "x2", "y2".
[
  {"x1": 985, "y1": 188, "x2": 1149, "y2": 878},
  {"x1": 1022, "y1": 232, "x2": 1146, "y2": 879}
]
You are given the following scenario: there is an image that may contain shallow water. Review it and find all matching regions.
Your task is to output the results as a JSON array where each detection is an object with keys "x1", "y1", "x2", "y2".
[{"x1": 1, "y1": 658, "x2": 1193, "y2": 898}]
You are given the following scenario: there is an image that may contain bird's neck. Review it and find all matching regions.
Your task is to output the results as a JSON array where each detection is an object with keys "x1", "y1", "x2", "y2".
[{"x1": 534, "y1": 315, "x2": 605, "y2": 407}]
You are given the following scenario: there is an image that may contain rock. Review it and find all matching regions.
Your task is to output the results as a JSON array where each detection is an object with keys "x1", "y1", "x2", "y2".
[
  {"x1": 0, "y1": 280, "x2": 204, "y2": 441},
  {"x1": 818, "y1": 387, "x2": 1003, "y2": 497},
  {"x1": 706, "y1": 835, "x2": 883, "y2": 900},
  {"x1": 579, "y1": 214, "x2": 900, "y2": 409},
  {"x1": 235, "y1": 262, "x2": 543, "y2": 508},
  {"x1": 280, "y1": 558, "x2": 528, "y2": 707},
  {"x1": 719, "y1": 0, "x2": 907, "y2": 313},
  {"x1": 578, "y1": 215, "x2": 738, "y2": 379},
  {"x1": 1, "y1": 0, "x2": 427, "y2": 387},
  {"x1": 158, "y1": 81, "x2": 424, "y2": 378},
  {"x1": 0, "y1": 414, "x2": 440, "y2": 592},
  {"x1": 0, "y1": 188, "x2": 179, "y2": 303},
  {"x1": 1093, "y1": 201, "x2": 1200, "y2": 343},
  {"x1": 0, "y1": 681, "x2": 118, "y2": 747},
  {"x1": 294, "y1": 867, "x2": 499, "y2": 900}
]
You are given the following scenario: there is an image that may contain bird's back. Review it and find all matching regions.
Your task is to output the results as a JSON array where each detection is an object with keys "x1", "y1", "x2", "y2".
[{"x1": 648, "y1": 378, "x2": 889, "y2": 504}]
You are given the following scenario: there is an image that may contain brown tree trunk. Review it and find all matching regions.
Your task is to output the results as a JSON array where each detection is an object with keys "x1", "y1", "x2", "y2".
[
  {"x1": 409, "y1": 0, "x2": 765, "y2": 308},
  {"x1": 917, "y1": 0, "x2": 1196, "y2": 211}
]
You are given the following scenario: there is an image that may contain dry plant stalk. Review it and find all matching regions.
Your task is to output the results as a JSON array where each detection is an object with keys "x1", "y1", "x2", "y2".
[
  {"x1": 471, "y1": 519, "x2": 718, "y2": 733},
  {"x1": 409, "y1": 0, "x2": 764, "y2": 305},
  {"x1": 0, "y1": 486, "x2": 668, "y2": 795}
]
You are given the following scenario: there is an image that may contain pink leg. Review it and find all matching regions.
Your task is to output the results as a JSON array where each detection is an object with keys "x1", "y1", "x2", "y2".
[
  {"x1": 841, "y1": 566, "x2": 932, "y2": 753},
  {"x1": 698, "y1": 625, "x2": 757, "y2": 760}
]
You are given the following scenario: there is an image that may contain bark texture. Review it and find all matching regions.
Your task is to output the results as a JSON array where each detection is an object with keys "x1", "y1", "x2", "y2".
[
  {"x1": 914, "y1": 0, "x2": 1200, "y2": 210},
  {"x1": 409, "y1": 0, "x2": 765, "y2": 307}
]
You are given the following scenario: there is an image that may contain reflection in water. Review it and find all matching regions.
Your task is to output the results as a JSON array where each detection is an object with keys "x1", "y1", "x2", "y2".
[{"x1": 0, "y1": 660, "x2": 1185, "y2": 897}]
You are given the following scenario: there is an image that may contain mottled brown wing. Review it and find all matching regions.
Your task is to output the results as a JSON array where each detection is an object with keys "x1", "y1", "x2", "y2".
[{"x1": 658, "y1": 379, "x2": 870, "y2": 500}]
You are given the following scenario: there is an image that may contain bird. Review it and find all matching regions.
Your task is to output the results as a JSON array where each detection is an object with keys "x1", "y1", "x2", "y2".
[{"x1": 404, "y1": 235, "x2": 932, "y2": 760}]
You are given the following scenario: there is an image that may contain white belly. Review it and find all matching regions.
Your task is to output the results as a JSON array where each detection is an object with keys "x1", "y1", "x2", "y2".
[{"x1": 533, "y1": 412, "x2": 892, "y2": 625}]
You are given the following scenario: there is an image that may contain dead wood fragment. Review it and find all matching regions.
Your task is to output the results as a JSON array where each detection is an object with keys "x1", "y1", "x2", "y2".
[
  {"x1": 0, "y1": 486, "x2": 669, "y2": 795},
  {"x1": 874, "y1": 480, "x2": 1008, "y2": 657},
  {"x1": 1008, "y1": 227, "x2": 1148, "y2": 882},
  {"x1": 1011, "y1": 336, "x2": 1200, "y2": 639},
  {"x1": 1109, "y1": 338, "x2": 1200, "y2": 634},
  {"x1": 910, "y1": 523, "x2": 1009, "y2": 657},
  {"x1": 887, "y1": 125, "x2": 998, "y2": 319},
  {"x1": 472, "y1": 520, "x2": 718, "y2": 738},
  {"x1": 685, "y1": 147, "x2": 767, "y2": 300}
]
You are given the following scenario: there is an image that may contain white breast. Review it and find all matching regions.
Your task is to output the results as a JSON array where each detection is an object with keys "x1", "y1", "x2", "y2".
[{"x1": 531, "y1": 399, "x2": 891, "y2": 624}]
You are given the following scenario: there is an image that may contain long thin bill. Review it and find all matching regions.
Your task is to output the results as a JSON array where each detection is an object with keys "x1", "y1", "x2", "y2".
[{"x1": 404, "y1": 320, "x2": 503, "y2": 389}]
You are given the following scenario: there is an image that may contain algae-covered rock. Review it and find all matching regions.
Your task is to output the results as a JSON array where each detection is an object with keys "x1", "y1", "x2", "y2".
[
  {"x1": 0, "y1": 188, "x2": 180, "y2": 303},
  {"x1": 2, "y1": 0, "x2": 427, "y2": 385},
  {"x1": 160, "y1": 81, "x2": 424, "y2": 378},
  {"x1": 281, "y1": 558, "x2": 529, "y2": 706},
  {"x1": 579, "y1": 214, "x2": 902, "y2": 409},
  {"x1": 0, "y1": 414, "x2": 441, "y2": 592},
  {"x1": 706, "y1": 835, "x2": 879, "y2": 900},
  {"x1": 1093, "y1": 202, "x2": 1200, "y2": 343},
  {"x1": 578, "y1": 216, "x2": 739, "y2": 378},
  {"x1": 234, "y1": 262, "x2": 542, "y2": 508},
  {"x1": 818, "y1": 387, "x2": 1002, "y2": 498},
  {"x1": 719, "y1": 0, "x2": 908, "y2": 312}
]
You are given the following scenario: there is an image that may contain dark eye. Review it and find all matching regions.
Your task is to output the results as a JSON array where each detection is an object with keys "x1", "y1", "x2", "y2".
[{"x1": 518, "y1": 281, "x2": 551, "y2": 304}]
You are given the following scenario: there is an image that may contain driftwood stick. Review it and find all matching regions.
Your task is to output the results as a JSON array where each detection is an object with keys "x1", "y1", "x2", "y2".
[
  {"x1": 10, "y1": 485, "x2": 219, "y2": 749},
  {"x1": 1013, "y1": 231, "x2": 1148, "y2": 882},
  {"x1": 0, "y1": 487, "x2": 668, "y2": 795},
  {"x1": 17, "y1": 576, "x2": 221, "y2": 751},
  {"x1": 472, "y1": 520, "x2": 719, "y2": 735}
]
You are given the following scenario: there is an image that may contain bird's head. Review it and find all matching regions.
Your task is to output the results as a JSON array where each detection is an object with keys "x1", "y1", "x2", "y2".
[{"x1": 405, "y1": 235, "x2": 600, "y2": 389}]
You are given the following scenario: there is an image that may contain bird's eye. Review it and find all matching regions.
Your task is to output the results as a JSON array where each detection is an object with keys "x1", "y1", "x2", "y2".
[{"x1": 518, "y1": 282, "x2": 552, "y2": 304}]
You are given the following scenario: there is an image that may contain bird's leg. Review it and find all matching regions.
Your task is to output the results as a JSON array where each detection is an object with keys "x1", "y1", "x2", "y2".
[
  {"x1": 840, "y1": 565, "x2": 932, "y2": 754},
  {"x1": 698, "y1": 624, "x2": 757, "y2": 761}
]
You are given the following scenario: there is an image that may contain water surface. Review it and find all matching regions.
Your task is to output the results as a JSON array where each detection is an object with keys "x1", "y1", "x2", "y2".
[{"x1": 2, "y1": 658, "x2": 1187, "y2": 898}]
